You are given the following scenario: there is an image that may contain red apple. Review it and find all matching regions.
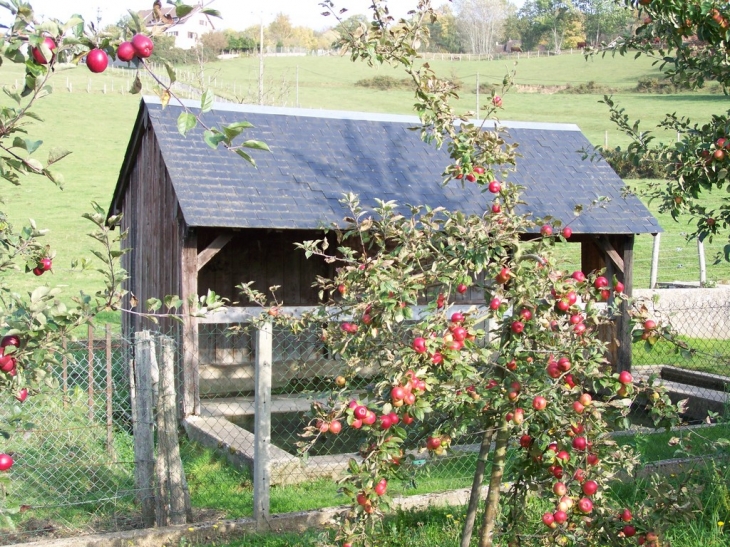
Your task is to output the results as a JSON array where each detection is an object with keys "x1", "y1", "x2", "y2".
[
  {"x1": 15, "y1": 388, "x2": 28, "y2": 403},
  {"x1": 33, "y1": 267, "x2": 44, "y2": 276},
  {"x1": 329, "y1": 420, "x2": 342, "y2": 434},
  {"x1": 131, "y1": 34, "x2": 154, "y2": 58},
  {"x1": 350, "y1": 418, "x2": 363, "y2": 429},
  {"x1": 117, "y1": 41, "x2": 136, "y2": 62},
  {"x1": 614, "y1": 281, "x2": 625, "y2": 293},
  {"x1": 356, "y1": 492, "x2": 369, "y2": 506},
  {"x1": 456, "y1": 283, "x2": 468, "y2": 294},
  {"x1": 430, "y1": 352, "x2": 443, "y2": 365},
  {"x1": 556, "y1": 450, "x2": 570, "y2": 462},
  {"x1": 374, "y1": 478, "x2": 387, "y2": 496},
  {"x1": 427, "y1": 436, "x2": 442, "y2": 450},
  {"x1": 562, "y1": 226, "x2": 573, "y2": 239},
  {"x1": 489, "y1": 298, "x2": 501, "y2": 310},
  {"x1": 402, "y1": 413, "x2": 414, "y2": 425},
  {"x1": 353, "y1": 405, "x2": 368, "y2": 420},
  {"x1": 492, "y1": 95, "x2": 502, "y2": 107},
  {"x1": 519, "y1": 308, "x2": 533, "y2": 321},
  {"x1": 557, "y1": 357, "x2": 571, "y2": 372},
  {"x1": 465, "y1": 173, "x2": 476, "y2": 182},
  {"x1": 579, "y1": 393, "x2": 592, "y2": 406},
  {"x1": 412, "y1": 337, "x2": 427, "y2": 353},
  {"x1": 86, "y1": 49, "x2": 108, "y2": 73},
  {"x1": 587, "y1": 453, "x2": 600, "y2": 466},
  {"x1": 540, "y1": 224, "x2": 553, "y2": 236},
  {"x1": 542, "y1": 512, "x2": 555, "y2": 527},
  {"x1": 593, "y1": 276, "x2": 609, "y2": 289},
  {"x1": 31, "y1": 36, "x2": 56, "y2": 64},
  {"x1": 532, "y1": 396, "x2": 547, "y2": 410},
  {"x1": 512, "y1": 408, "x2": 525, "y2": 425},
  {"x1": 620, "y1": 509, "x2": 633, "y2": 522},
  {"x1": 547, "y1": 362, "x2": 561, "y2": 378},
  {"x1": 622, "y1": 525, "x2": 636, "y2": 537},
  {"x1": 451, "y1": 312, "x2": 465, "y2": 323},
  {"x1": 452, "y1": 326, "x2": 467, "y2": 341},
  {"x1": 571, "y1": 271, "x2": 586, "y2": 282},
  {"x1": 643, "y1": 319, "x2": 657, "y2": 330},
  {"x1": 0, "y1": 453, "x2": 13, "y2": 471},
  {"x1": 491, "y1": 203, "x2": 501, "y2": 213},
  {"x1": 511, "y1": 321, "x2": 524, "y2": 334},
  {"x1": 553, "y1": 510, "x2": 568, "y2": 524},
  {"x1": 572, "y1": 437, "x2": 587, "y2": 451},
  {"x1": 573, "y1": 401, "x2": 585, "y2": 414},
  {"x1": 488, "y1": 180, "x2": 502, "y2": 193},
  {"x1": 577, "y1": 497, "x2": 593, "y2": 514},
  {"x1": 519, "y1": 434, "x2": 532, "y2": 448},
  {"x1": 553, "y1": 481, "x2": 567, "y2": 496},
  {"x1": 391, "y1": 386, "x2": 406, "y2": 401},
  {"x1": 582, "y1": 480, "x2": 598, "y2": 496},
  {"x1": 618, "y1": 371, "x2": 633, "y2": 384},
  {"x1": 40, "y1": 257, "x2": 52, "y2": 271},
  {"x1": 1, "y1": 335, "x2": 20, "y2": 349}
]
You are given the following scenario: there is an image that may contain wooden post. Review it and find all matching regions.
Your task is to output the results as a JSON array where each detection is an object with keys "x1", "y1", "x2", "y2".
[
  {"x1": 133, "y1": 330, "x2": 156, "y2": 527},
  {"x1": 181, "y1": 231, "x2": 199, "y2": 418},
  {"x1": 650, "y1": 233, "x2": 661, "y2": 289},
  {"x1": 155, "y1": 335, "x2": 192, "y2": 526},
  {"x1": 254, "y1": 321, "x2": 273, "y2": 531},
  {"x1": 62, "y1": 337, "x2": 68, "y2": 409},
  {"x1": 616, "y1": 236, "x2": 634, "y2": 373},
  {"x1": 698, "y1": 238, "x2": 707, "y2": 286},
  {"x1": 106, "y1": 324, "x2": 114, "y2": 458},
  {"x1": 88, "y1": 324, "x2": 94, "y2": 421}
]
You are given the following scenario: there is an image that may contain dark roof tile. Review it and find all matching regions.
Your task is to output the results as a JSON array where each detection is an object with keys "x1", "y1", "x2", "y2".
[{"x1": 123, "y1": 98, "x2": 661, "y2": 234}]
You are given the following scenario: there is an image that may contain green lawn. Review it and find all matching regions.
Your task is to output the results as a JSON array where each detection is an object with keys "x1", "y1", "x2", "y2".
[{"x1": 0, "y1": 53, "x2": 727, "y2": 324}]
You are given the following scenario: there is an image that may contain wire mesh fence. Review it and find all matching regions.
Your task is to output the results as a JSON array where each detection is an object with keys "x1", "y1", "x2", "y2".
[{"x1": 2, "y1": 302, "x2": 729, "y2": 545}]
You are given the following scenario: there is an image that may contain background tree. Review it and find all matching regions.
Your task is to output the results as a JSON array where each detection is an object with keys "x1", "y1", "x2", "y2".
[
  {"x1": 519, "y1": 0, "x2": 580, "y2": 53},
  {"x1": 267, "y1": 12, "x2": 294, "y2": 48},
  {"x1": 575, "y1": 0, "x2": 633, "y2": 46},
  {"x1": 454, "y1": 0, "x2": 509, "y2": 56},
  {"x1": 200, "y1": 30, "x2": 228, "y2": 55},
  {"x1": 424, "y1": 4, "x2": 464, "y2": 52}
]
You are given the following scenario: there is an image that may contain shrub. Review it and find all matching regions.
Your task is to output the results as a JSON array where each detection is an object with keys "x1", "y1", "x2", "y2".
[
  {"x1": 559, "y1": 81, "x2": 616, "y2": 94},
  {"x1": 354, "y1": 76, "x2": 411, "y2": 90}
]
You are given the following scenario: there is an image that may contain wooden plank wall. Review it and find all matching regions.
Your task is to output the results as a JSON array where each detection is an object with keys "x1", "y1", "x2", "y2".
[
  {"x1": 118, "y1": 117, "x2": 186, "y2": 405},
  {"x1": 196, "y1": 228, "x2": 332, "y2": 305}
]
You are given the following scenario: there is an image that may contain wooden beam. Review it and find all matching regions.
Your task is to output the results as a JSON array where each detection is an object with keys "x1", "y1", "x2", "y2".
[
  {"x1": 616, "y1": 235, "x2": 634, "y2": 373},
  {"x1": 197, "y1": 233, "x2": 233, "y2": 272},
  {"x1": 595, "y1": 236, "x2": 625, "y2": 274}
]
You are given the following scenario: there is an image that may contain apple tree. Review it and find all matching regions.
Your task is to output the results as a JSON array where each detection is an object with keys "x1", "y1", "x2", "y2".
[
  {"x1": 596, "y1": 0, "x2": 730, "y2": 251},
  {"x1": 233, "y1": 2, "x2": 692, "y2": 546}
]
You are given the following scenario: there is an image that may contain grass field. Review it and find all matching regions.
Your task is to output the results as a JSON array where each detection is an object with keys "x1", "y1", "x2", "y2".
[{"x1": 0, "y1": 53, "x2": 728, "y2": 326}]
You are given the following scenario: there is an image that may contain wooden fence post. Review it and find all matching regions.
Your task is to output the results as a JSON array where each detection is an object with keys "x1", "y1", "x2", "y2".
[
  {"x1": 155, "y1": 335, "x2": 192, "y2": 526},
  {"x1": 133, "y1": 330, "x2": 156, "y2": 527},
  {"x1": 106, "y1": 324, "x2": 114, "y2": 458},
  {"x1": 254, "y1": 321, "x2": 273, "y2": 531}
]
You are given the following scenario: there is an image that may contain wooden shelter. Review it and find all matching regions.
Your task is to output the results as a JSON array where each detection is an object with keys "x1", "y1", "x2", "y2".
[{"x1": 108, "y1": 97, "x2": 661, "y2": 417}]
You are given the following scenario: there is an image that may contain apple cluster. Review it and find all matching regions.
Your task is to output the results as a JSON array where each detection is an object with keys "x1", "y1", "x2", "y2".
[
  {"x1": 32, "y1": 257, "x2": 52, "y2": 276},
  {"x1": 30, "y1": 33, "x2": 154, "y2": 75}
]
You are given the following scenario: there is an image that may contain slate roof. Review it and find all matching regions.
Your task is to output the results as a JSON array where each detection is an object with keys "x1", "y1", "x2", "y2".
[{"x1": 110, "y1": 97, "x2": 661, "y2": 235}]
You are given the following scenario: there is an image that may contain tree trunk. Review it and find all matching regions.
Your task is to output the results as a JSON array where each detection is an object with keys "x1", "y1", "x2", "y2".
[
  {"x1": 477, "y1": 419, "x2": 510, "y2": 547},
  {"x1": 460, "y1": 426, "x2": 495, "y2": 547}
]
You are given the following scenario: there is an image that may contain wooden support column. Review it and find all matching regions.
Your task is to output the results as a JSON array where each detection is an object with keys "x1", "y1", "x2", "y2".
[
  {"x1": 616, "y1": 235, "x2": 634, "y2": 373},
  {"x1": 181, "y1": 230, "x2": 199, "y2": 418}
]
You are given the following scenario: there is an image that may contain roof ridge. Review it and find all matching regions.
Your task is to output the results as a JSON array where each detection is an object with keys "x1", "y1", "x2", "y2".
[{"x1": 141, "y1": 96, "x2": 582, "y2": 132}]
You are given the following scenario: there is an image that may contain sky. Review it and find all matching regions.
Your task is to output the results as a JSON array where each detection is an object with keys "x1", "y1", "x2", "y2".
[{"x1": 2, "y1": 0, "x2": 464, "y2": 32}]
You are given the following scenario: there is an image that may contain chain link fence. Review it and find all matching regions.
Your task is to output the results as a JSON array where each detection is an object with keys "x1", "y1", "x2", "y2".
[{"x1": 2, "y1": 301, "x2": 729, "y2": 545}]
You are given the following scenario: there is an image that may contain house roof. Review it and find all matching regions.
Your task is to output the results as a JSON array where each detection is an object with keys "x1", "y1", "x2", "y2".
[{"x1": 109, "y1": 97, "x2": 662, "y2": 235}]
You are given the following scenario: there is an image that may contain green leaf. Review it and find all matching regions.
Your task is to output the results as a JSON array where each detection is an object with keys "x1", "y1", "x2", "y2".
[
  {"x1": 12, "y1": 137, "x2": 42, "y2": 154},
  {"x1": 201, "y1": 8, "x2": 221, "y2": 18},
  {"x1": 47, "y1": 147, "x2": 72, "y2": 165},
  {"x1": 177, "y1": 112, "x2": 197, "y2": 136},
  {"x1": 200, "y1": 88, "x2": 215, "y2": 113},
  {"x1": 168, "y1": 1, "x2": 193, "y2": 18},
  {"x1": 242, "y1": 140, "x2": 270, "y2": 151},
  {"x1": 203, "y1": 130, "x2": 227, "y2": 149},
  {"x1": 235, "y1": 149, "x2": 256, "y2": 166},
  {"x1": 3, "y1": 87, "x2": 21, "y2": 105},
  {"x1": 146, "y1": 298, "x2": 162, "y2": 312},
  {"x1": 164, "y1": 61, "x2": 177, "y2": 85}
]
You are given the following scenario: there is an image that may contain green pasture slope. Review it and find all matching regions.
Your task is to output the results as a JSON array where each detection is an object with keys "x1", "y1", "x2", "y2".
[{"x1": 0, "y1": 53, "x2": 727, "y2": 325}]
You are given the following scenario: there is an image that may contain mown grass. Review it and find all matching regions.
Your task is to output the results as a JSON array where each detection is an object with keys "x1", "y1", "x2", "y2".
[{"x1": 200, "y1": 458, "x2": 730, "y2": 547}]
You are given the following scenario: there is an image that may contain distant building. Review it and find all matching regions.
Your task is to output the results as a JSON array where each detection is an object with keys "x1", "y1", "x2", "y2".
[{"x1": 139, "y1": 2, "x2": 218, "y2": 50}]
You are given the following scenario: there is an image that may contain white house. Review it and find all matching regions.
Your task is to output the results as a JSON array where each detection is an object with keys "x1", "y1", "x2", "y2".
[{"x1": 139, "y1": 3, "x2": 218, "y2": 50}]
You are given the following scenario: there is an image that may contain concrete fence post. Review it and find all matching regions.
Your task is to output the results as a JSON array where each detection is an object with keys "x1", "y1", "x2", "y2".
[{"x1": 254, "y1": 321, "x2": 273, "y2": 531}]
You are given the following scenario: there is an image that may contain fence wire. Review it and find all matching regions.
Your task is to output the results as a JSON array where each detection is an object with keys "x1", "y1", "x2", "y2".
[{"x1": 2, "y1": 304, "x2": 729, "y2": 544}]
